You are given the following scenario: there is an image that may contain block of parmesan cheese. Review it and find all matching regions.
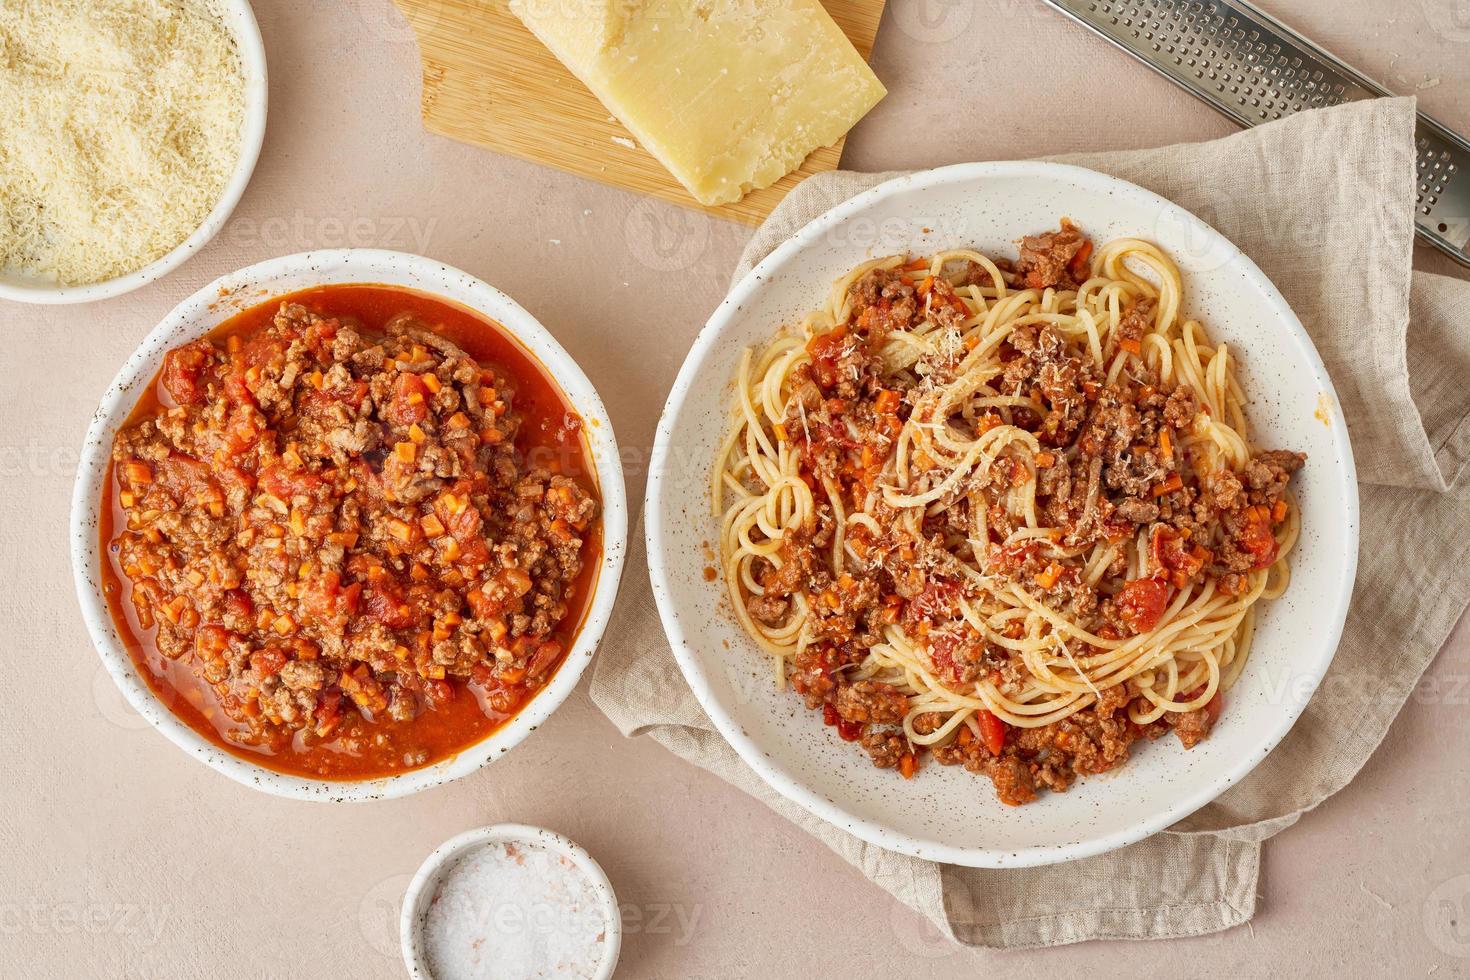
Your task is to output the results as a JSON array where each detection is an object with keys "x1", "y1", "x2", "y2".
[{"x1": 509, "y1": 0, "x2": 886, "y2": 206}]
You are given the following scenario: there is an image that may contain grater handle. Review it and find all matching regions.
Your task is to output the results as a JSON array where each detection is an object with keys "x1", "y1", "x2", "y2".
[{"x1": 1042, "y1": 0, "x2": 1470, "y2": 267}]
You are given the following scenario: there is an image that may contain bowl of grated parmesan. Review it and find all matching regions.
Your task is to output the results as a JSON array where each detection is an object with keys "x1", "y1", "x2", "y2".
[{"x1": 0, "y1": 0, "x2": 267, "y2": 304}]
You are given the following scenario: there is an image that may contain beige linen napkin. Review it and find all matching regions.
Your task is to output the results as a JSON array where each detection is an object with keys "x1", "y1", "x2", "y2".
[{"x1": 591, "y1": 97, "x2": 1470, "y2": 947}]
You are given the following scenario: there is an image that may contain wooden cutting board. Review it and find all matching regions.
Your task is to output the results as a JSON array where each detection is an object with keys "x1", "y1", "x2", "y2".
[{"x1": 394, "y1": 0, "x2": 888, "y2": 224}]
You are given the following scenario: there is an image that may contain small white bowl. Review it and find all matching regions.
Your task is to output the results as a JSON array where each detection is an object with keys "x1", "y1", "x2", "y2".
[
  {"x1": 401, "y1": 824, "x2": 621, "y2": 980},
  {"x1": 0, "y1": 0, "x2": 268, "y2": 305},
  {"x1": 69, "y1": 249, "x2": 628, "y2": 801}
]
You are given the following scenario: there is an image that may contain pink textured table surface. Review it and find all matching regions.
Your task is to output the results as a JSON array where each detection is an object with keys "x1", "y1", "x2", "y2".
[{"x1": 3, "y1": 2, "x2": 1469, "y2": 976}]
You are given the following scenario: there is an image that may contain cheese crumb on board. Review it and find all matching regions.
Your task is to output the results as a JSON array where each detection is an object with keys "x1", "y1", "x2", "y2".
[
  {"x1": 510, "y1": 0, "x2": 886, "y2": 206},
  {"x1": 0, "y1": 0, "x2": 245, "y2": 286}
]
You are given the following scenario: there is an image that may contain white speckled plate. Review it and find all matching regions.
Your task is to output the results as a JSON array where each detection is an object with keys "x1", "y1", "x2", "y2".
[
  {"x1": 70, "y1": 250, "x2": 627, "y2": 801},
  {"x1": 646, "y1": 162, "x2": 1358, "y2": 867}
]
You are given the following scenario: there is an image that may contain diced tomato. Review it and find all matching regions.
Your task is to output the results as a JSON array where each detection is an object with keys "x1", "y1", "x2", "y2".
[
  {"x1": 239, "y1": 332, "x2": 286, "y2": 372},
  {"x1": 904, "y1": 579, "x2": 963, "y2": 625},
  {"x1": 465, "y1": 583, "x2": 504, "y2": 620},
  {"x1": 222, "y1": 406, "x2": 264, "y2": 455},
  {"x1": 221, "y1": 588, "x2": 254, "y2": 621},
  {"x1": 1239, "y1": 510, "x2": 1279, "y2": 570},
  {"x1": 806, "y1": 325, "x2": 852, "y2": 391},
  {"x1": 1150, "y1": 526, "x2": 1205, "y2": 580},
  {"x1": 258, "y1": 465, "x2": 324, "y2": 500},
  {"x1": 527, "y1": 640, "x2": 563, "y2": 679},
  {"x1": 215, "y1": 463, "x2": 256, "y2": 496},
  {"x1": 385, "y1": 372, "x2": 430, "y2": 426},
  {"x1": 250, "y1": 647, "x2": 287, "y2": 678},
  {"x1": 1183, "y1": 685, "x2": 1225, "y2": 725},
  {"x1": 195, "y1": 624, "x2": 232, "y2": 660},
  {"x1": 1204, "y1": 691, "x2": 1224, "y2": 725},
  {"x1": 160, "y1": 341, "x2": 213, "y2": 406},
  {"x1": 822, "y1": 702, "x2": 862, "y2": 741},
  {"x1": 1068, "y1": 239, "x2": 1094, "y2": 280},
  {"x1": 303, "y1": 378, "x2": 369, "y2": 413},
  {"x1": 361, "y1": 581, "x2": 417, "y2": 630},
  {"x1": 423, "y1": 679, "x2": 455, "y2": 707},
  {"x1": 155, "y1": 451, "x2": 217, "y2": 501},
  {"x1": 1115, "y1": 576, "x2": 1170, "y2": 634},
  {"x1": 313, "y1": 688, "x2": 344, "y2": 737},
  {"x1": 222, "y1": 369, "x2": 256, "y2": 408},
  {"x1": 300, "y1": 571, "x2": 361, "y2": 624},
  {"x1": 978, "y1": 710, "x2": 1007, "y2": 756}
]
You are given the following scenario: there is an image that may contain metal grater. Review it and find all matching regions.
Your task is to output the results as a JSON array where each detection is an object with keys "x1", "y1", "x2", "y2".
[{"x1": 1042, "y1": 0, "x2": 1470, "y2": 267}]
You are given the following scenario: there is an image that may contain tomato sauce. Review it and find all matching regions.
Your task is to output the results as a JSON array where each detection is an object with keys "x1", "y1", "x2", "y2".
[{"x1": 99, "y1": 285, "x2": 602, "y2": 780}]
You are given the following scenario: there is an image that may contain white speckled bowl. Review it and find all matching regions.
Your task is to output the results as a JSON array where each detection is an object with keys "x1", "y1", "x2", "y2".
[
  {"x1": 647, "y1": 162, "x2": 1358, "y2": 867},
  {"x1": 69, "y1": 250, "x2": 627, "y2": 801},
  {"x1": 0, "y1": 0, "x2": 269, "y2": 305},
  {"x1": 401, "y1": 824, "x2": 621, "y2": 980}
]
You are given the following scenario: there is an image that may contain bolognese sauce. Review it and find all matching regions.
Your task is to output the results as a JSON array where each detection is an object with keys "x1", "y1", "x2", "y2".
[
  {"x1": 718, "y1": 224, "x2": 1304, "y2": 805},
  {"x1": 101, "y1": 285, "x2": 601, "y2": 779}
]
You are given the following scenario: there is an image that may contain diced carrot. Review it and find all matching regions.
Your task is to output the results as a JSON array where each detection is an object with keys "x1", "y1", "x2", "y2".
[
  {"x1": 1119, "y1": 337, "x2": 1142, "y2": 355},
  {"x1": 899, "y1": 753, "x2": 918, "y2": 779},
  {"x1": 1034, "y1": 452, "x2": 1056, "y2": 469},
  {"x1": 1152, "y1": 472, "x2": 1183, "y2": 497},
  {"x1": 773, "y1": 423, "x2": 789, "y2": 441},
  {"x1": 875, "y1": 389, "x2": 901, "y2": 415},
  {"x1": 978, "y1": 711, "x2": 1007, "y2": 756},
  {"x1": 421, "y1": 373, "x2": 442, "y2": 394},
  {"x1": 394, "y1": 441, "x2": 416, "y2": 463},
  {"x1": 1034, "y1": 562, "x2": 1062, "y2": 589},
  {"x1": 1159, "y1": 429, "x2": 1172, "y2": 457},
  {"x1": 1068, "y1": 239, "x2": 1094, "y2": 280},
  {"x1": 1272, "y1": 499, "x2": 1288, "y2": 522}
]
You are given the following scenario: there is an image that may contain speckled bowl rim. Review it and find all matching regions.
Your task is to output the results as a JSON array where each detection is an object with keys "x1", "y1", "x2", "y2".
[
  {"x1": 0, "y1": 0, "x2": 269, "y2": 305},
  {"x1": 69, "y1": 249, "x2": 628, "y2": 802},
  {"x1": 400, "y1": 823, "x2": 621, "y2": 980},
  {"x1": 646, "y1": 160, "x2": 1360, "y2": 868}
]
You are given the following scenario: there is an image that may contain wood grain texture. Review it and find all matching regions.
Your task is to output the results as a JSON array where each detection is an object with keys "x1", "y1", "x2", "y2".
[{"x1": 394, "y1": 0, "x2": 887, "y2": 224}]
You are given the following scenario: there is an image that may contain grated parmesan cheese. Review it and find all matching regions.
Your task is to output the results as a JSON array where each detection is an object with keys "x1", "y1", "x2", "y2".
[{"x1": 0, "y1": 0, "x2": 245, "y2": 285}]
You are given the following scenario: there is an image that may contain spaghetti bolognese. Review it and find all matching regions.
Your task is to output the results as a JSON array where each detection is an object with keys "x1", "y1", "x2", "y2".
[{"x1": 714, "y1": 222, "x2": 1304, "y2": 805}]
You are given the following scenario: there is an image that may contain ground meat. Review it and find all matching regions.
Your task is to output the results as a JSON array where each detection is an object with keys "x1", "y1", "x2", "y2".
[
  {"x1": 1001, "y1": 324, "x2": 1096, "y2": 445},
  {"x1": 931, "y1": 730, "x2": 1040, "y2": 806},
  {"x1": 788, "y1": 645, "x2": 856, "y2": 709},
  {"x1": 1244, "y1": 449, "x2": 1306, "y2": 504},
  {"x1": 1115, "y1": 297, "x2": 1156, "y2": 346},
  {"x1": 834, "y1": 680, "x2": 910, "y2": 726},
  {"x1": 1164, "y1": 384, "x2": 1199, "y2": 429},
  {"x1": 1114, "y1": 497, "x2": 1160, "y2": 524},
  {"x1": 1201, "y1": 468, "x2": 1245, "y2": 511},
  {"x1": 1016, "y1": 222, "x2": 1086, "y2": 290},
  {"x1": 851, "y1": 267, "x2": 918, "y2": 333},
  {"x1": 1170, "y1": 706, "x2": 1214, "y2": 748},
  {"x1": 860, "y1": 728, "x2": 908, "y2": 768},
  {"x1": 108, "y1": 298, "x2": 599, "y2": 766},
  {"x1": 746, "y1": 592, "x2": 790, "y2": 625}
]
